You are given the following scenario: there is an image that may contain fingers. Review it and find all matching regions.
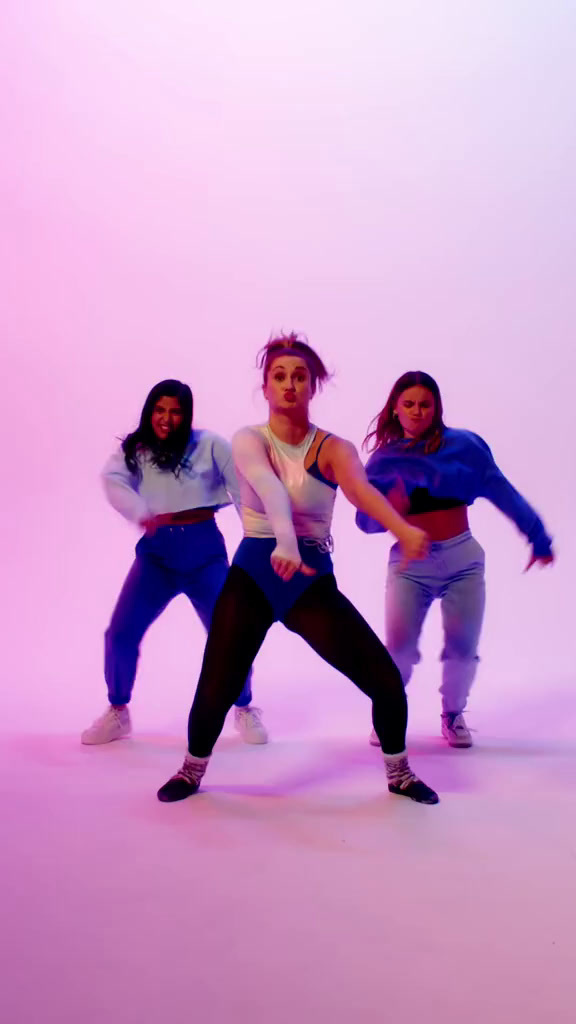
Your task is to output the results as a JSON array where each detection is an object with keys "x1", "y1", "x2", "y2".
[
  {"x1": 402, "y1": 543, "x2": 428, "y2": 563},
  {"x1": 399, "y1": 538, "x2": 429, "y2": 566},
  {"x1": 299, "y1": 563, "x2": 317, "y2": 576},
  {"x1": 271, "y1": 557, "x2": 298, "y2": 581},
  {"x1": 524, "y1": 553, "x2": 554, "y2": 573},
  {"x1": 271, "y1": 560, "x2": 295, "y2": 581},
  {"x1": 271, "y1": 557, "x2": 317, "y2": 581}
]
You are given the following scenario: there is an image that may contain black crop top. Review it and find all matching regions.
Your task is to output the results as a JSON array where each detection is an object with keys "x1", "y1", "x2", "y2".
[{"x1": 408, "y1": 488, "x2": 466, "y2": 515}]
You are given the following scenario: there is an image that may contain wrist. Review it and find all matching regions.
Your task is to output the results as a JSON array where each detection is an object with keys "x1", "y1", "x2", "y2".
[
  {"x1": 276, "y1": 529, "x2": 300, "y2": 556},
  {"x1": 388, "y1": 513, "x2": 411, "y2": 541}
]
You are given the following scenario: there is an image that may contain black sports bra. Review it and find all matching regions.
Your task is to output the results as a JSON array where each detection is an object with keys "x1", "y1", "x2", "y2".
[
  {"x1": 306, "y1": 433, "x2": 338, "y2": 491},
  {"x1": 408, "y1": 487, "x2": 466, "y2": 515}
]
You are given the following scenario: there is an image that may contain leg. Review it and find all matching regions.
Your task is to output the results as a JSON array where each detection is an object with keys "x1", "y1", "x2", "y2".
[
  {"x1": 385, "y1": 562, "x2": 434, "y2": 686},
  {"x1": 282, "y1": 576, "x2": 438, "y2": 803},
  {"x1": 363, "y1": 560, "x2": 433, "y2": 746},
  {"x1": 104, "y1": 556, "x2": 178, "y2": 704},
  {"x1": 283, "y1": 575, "x2": 407, "y2": 752},
  {"x1": 439, "y1": 557, "x2": 486, "y2": 715},
  {"x1": 188, "y1": 567, "x2": 274, "y2": 755},
  {"x1": 157, "y1": 567, "x2": 274, "y2": 802},
  {"x1": 183, "y1": 556, "x2": 254, "y2": 708},
  {"x1": 82, "y1": 554, "x2": 178, "y2": 745}
]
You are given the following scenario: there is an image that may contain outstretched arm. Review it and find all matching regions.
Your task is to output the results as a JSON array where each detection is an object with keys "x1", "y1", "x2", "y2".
[
  {"x1": 325, "y1": 438, "x2": 429, "y2": 561},
  {"x1": 477, "y1": 440, "x2": 554, "y2": 569},
  {"x1": 232, "y1": 429, "x2": 315, "y2": 580}
]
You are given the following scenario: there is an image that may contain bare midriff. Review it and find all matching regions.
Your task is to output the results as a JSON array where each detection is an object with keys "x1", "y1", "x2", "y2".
[
  {"x1": 153, "y1": 507, "x2": 216, "y2": 527},
  {"x1": 405, "y1": 505, "x2": 469, "y2": 542}
]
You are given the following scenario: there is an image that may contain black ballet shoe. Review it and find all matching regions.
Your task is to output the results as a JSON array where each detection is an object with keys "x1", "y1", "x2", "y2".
[
  {"x1": 388, "y1": 779, "x2": 440, "y2": 805},
  {"x1": 157, "y1": 775, "x2": 200, "y2": 803}
]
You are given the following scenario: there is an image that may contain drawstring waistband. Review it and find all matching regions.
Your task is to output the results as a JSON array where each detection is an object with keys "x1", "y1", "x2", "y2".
[{"x1": 302, "y1": 534, "x2": 334, "y2": 554}]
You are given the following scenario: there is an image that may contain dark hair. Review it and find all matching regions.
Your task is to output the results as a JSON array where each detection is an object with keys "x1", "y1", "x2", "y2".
[
  {"x1": 364, "y1": 371, "x2": 445, "y2": 453},
  {"x1": 122, "y1": 379, "x2": 194, "y2": 476},
  {"x1": 257, "y1": 332, "x2": 331, "y2": 395}
]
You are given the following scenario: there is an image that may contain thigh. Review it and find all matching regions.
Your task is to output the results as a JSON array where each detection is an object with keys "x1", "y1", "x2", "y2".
[
  {"x1": 193, "y1": 566, "x2": 274, "y2": 699},
  {"x1": 385, "y1": 563, "x2": 433, "y2": 649},
  {"x1": 182, "y1": 556, "x2": 230, "y2": 632},
  {"x1": 440, "y1": 554, "x2": 486, "y2": 651},
  {"x1": 108, "y1": 556, "x2": 178, "y2": 638},
  {"x1": 282, "y1": 575, "x2": 400, "y2": 697},
  {"x1": 188, "y1": 567, "x2": 275, "y2": 753}
]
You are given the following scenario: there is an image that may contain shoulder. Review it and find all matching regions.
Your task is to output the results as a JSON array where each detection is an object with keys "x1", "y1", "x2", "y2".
[
  {"x1": 444, "y1": 428, "x2": 492, "y2": 455},
  {"x1": 232, "y1": 424, "x2": 266, "y2": 444},
  {"x1": 361, "y1": 442, "x2": 399, "y2": 475},
  {"x1": 194, "y1": 429, "x2": 231, "y2": 453},
  {"x1": 104, "y1": 444, "x2": 138, "y2": 471},
  {"x1": 317, "y1": 432, "x2": 355, "y2": 458},
  {"x1": 317, "y1": 434, "x2": 361, "y2": 475},
  {"x1": 190, "y1": 428, "x2": 216, "y2": 448},
  {"x1": 232, "y1": 425, "x2": 269, "y2": 455},
  {"x1": 189, "y1": 429, "x2": 237, "y2": 464}
]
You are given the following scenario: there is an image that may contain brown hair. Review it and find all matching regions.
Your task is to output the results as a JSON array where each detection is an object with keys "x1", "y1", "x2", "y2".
[
  {"x1": 364, "y1": 371, "x2": 445, "y2": 454},
  {"x1": 257, "y1": 332, "x2": 331, "y2": 395}
]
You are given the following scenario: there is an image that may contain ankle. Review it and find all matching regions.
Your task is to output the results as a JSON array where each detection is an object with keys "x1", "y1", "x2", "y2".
[{"x1": 383, "y1": 751, "x2": 417, "y2": 789}]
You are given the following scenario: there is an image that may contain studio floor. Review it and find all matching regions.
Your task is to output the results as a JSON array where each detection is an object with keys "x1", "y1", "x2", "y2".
[{"x1": 2, "y1": 704, "x2": 575, "y2": 1024}]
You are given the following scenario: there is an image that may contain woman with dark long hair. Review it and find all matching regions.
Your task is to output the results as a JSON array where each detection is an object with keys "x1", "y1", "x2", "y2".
[
  {"x1": 357, "y1": 371, "x2": 554, "y2": 748},
  {"x1": 157, "y1": 337, "x2": 439, "y2": 806},
  {"x1": 82, "y1": 379, "x2": 267, "y2": 746}
]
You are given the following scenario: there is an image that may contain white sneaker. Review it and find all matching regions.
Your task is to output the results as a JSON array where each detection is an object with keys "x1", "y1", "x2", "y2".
[
  {"x1": 81, "y1": 705, "x2": 132, "y2": 745},
  {"x1": 441, "y1": 712, "x2": 473, "y2": 748},
  {"x1": 234, "y1": 706, "x2": 268, "y2": 745},
  {"x1": 369, "y1": 728, "x2": 381, "y2": 747}
]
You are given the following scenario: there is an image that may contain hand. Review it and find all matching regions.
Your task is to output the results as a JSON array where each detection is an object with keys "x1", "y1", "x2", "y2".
[
  {"x1": 398, "y1": 524, "x2": 430, "y2": 566},
  {"x1": 524, "y1": 549, "x2": 555, "y2": 572},
  {"x1": 140, "y1": 516, "x2": 159, "y2": 537},
  {"x1": 270, "y1": 544, "x2": 316, "y2": 582}
]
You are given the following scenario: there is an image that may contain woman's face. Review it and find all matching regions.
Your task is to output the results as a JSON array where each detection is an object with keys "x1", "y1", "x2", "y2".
[
  {"x1": 394, "y1": 386, "x2": 436, "y2": 439},
  {"x1": 263, "y1": 355, "x2": 313, "y2": 414},
  {"x1": 150, "y1": 396, "x2": 184, "y2": 440}
]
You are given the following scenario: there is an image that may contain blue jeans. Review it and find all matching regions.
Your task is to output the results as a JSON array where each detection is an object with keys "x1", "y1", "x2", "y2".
[
  {"x1": 104, "y1": 520, "x2": 253, "y2": 707},
  {"x1": 385, "y1": 531, "x2": 485, "y2": 714}
]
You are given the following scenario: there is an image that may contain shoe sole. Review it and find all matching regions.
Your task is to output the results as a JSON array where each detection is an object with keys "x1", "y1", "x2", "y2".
[
  {"x1": 81, "y1": 732, "x2": 132, "y2": 746},
  {"x1": 443, "y1": 735, "x2": 473, "y2": 748},
  {"x1": 234, "y1": 727, "x2": 269, "y2": 745},
  {"x1": 388, "y1": 784, "x2": 440, "y2": 805}
]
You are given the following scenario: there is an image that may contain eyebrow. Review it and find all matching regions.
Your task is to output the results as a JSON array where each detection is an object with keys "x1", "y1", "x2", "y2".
[{"x1": 271, "y1": 363, "x2": 308, "y2": 372}]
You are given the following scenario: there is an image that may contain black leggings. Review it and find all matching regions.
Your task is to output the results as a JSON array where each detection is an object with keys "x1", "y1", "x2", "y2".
[{"x1": 188, "y1": 566, "x2": 407, "y2": 757}]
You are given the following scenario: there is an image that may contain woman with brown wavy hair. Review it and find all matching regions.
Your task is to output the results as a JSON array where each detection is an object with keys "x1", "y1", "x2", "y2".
[{"x1": 357, "y1": 371, "x2": 554, "y2": 749}]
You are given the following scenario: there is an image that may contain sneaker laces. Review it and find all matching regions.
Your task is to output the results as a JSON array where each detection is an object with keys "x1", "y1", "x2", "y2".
[
  {"x1": 93, "y1": 706, "x2": 125, "y2": 728},
  {"x1": 443, "y1": 713, "x2": 474, "y2": 735},
  {"x1": 237, "y1": 706, "x2": 262, "y2": 724}
]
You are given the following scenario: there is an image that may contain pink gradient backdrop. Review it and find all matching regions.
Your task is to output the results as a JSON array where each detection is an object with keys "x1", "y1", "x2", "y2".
[{"x1": 2, "y1": 1, "x2": 574, "y2": 738}]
